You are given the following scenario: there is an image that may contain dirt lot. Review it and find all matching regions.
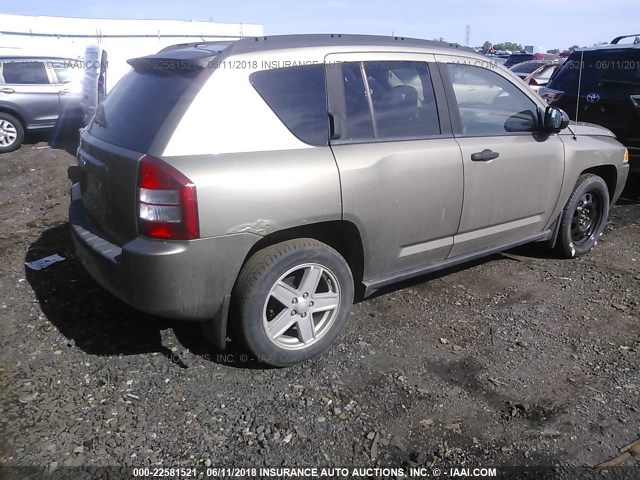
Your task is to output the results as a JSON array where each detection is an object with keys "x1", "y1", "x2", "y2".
[{"x1": 0, "y1": 135, "x2": 638, "y2": 478}]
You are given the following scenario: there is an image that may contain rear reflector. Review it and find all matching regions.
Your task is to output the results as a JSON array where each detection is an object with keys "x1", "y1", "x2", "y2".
[{"x1": 137, "y1": 155, "x2": 199, "y2": 240}]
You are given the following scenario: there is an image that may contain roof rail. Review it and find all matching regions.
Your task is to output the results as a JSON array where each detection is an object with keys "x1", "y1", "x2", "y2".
[{"x1": 611, "y1": 34, "x2": 640, "y2": 44}]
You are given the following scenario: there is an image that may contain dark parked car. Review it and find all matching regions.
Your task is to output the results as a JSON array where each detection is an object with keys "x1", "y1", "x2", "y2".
[
  {"x1": 0, "y1": 56, "x2": 83, "y2": 153},
  {"x1": 504, "y1": 52, "x2": 560, "y2": 68},
  {"x1": 540, "y1": 35, "x2": 640, "y2": 174}
]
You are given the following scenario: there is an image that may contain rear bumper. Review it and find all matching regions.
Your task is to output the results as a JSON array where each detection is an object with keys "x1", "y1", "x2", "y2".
[{"x1": 69, "y1": 187, "x2": 258, "y2": 320}]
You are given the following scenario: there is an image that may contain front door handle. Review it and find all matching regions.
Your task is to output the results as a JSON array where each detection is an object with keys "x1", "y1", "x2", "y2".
[
  {"x1": 471, "y1": 149, "x2": 499, "y2": 161},
  {"x1": 1, "y1": 88, "x2": 15, "y2": 94}
]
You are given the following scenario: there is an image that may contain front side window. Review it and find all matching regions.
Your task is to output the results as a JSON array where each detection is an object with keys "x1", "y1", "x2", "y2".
[
  {"x1": 250, "y1": 64, "x2": 328, "y2": 146},
  {"x1": 1, "y1": 61, "x2": 50, "y2": 85},
  {"x1": 340, "y1": 61, "x2": 441, "y2": 141},
  {"x1": 446, "y1": 64, "x2": 539, "y2": 135}
]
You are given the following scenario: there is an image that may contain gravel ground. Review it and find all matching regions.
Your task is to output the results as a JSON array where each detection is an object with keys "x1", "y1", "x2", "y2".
[{"x1": 0, "y1": 135, "x2": 638, "y2": 478}]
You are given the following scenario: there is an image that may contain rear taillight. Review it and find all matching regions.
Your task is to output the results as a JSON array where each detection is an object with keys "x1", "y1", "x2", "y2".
[
  {"x1": 539, "y1": 87, "x2": 564, "y2": 104},
  {"x1": 137, "y1": 155, "x2": 199, "y2": 240}
]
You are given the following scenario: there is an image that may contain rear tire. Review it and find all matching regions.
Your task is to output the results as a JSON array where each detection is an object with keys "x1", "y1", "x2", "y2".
[
  {"x1": 232, "y1": 239, "x2": 354, "y2": 367},
  {"x1": 0, "y1": 113, "x2": 24, "y2": 153},
  {"x1": 556, "y1": 174, "x2": 609, "y2": 258}
]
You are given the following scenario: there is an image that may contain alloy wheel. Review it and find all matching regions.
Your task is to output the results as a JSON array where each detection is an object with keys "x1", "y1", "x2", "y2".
[
  {"x1": 0, "y1": 119, "x2": 18, "y2": 147},
  {"x1": 262, "y1": 263, "x2": 341, "y2": 350}
]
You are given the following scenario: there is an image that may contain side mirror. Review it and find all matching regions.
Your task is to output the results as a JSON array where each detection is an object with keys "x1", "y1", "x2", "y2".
[
  {"x1": 544, "y1": 106, "x2": 570, "y2": 132},
  {"x1": 505, "y1": 110, "x2": 538, "y2": 132}
]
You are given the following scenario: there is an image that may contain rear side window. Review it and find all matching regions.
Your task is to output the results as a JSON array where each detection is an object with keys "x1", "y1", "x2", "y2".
[
  {"x1": 89, "y1": 68, "x2": 208, "y2": 152},
  {"x1": 338, "y1": 61, "x2": 441, "y2": 141},
  {"x1": 341, "y1": 63, "x2": 375, "y2": 140},
  {"x1": 2, "y1": 61, "x2": 49, "y2": 84},
  {"x1": 250, "y1": 65, "x2": 328, "y2": 146}
]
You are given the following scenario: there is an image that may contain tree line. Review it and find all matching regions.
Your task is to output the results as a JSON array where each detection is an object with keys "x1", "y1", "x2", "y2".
[{"x1": 481, "y1": 40, "x2": 583, "y2": 54}]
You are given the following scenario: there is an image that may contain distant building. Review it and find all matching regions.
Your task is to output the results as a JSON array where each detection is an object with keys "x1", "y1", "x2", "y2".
[
  {"x1": 0, "y1": 14, "x2": 262, "y2": 86},
  {"x1": 524, "y1": 45, "x2": 545, "y2": 54},
  {"x1": 0, "y1": 14, "x2": 263, "y2": 57},
  {"x1": 0, "y1": 14, "x2": 263, "y2": 122}
]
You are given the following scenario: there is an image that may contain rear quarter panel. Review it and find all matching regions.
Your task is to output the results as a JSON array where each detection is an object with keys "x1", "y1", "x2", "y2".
[
  {"x1": 161, "y1": 149, "x2": 342, "y2": 239},
  {"x1": 160, "y1": 51, "x2": 343, "y2": 240}
]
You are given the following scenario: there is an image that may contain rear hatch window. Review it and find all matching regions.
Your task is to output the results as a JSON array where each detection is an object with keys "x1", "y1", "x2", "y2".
[
  {"x1": 88, "y1": 65, "x2": 210, "y2": 153},
  {"x1": 80, "y1": 49, "x2": 217, "y2": 244},
  {"x1": 548, "y1": 48, "x2": 640, "y2": 144},
  {"x1": 550, "y1": 49, "x2": 640, "y2": 92}
]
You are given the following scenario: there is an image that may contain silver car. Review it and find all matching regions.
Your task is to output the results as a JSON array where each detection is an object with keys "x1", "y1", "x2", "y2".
[
  {"x1": 0, "y1": 56, "x2": 83, "y2": 152},
  {"x1": 69, "y1": 35, "x2": 630, "y2": 366}
]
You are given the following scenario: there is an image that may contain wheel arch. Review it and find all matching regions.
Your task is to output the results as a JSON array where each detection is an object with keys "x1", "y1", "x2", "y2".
[
  {"x1": 240, "y1": 220, "x2": 366, "y2": 294},
  {"x1": 0, "y1": 106, "x2": 27, "y2": 131},
  {"x1": 580, "y1": 165, "x2": 617, "y2": 201},
  {"x1": 547, "y1": 167, "x2": 615, "y2": 249}
]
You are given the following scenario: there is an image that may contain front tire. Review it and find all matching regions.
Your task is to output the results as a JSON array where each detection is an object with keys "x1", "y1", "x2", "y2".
[
  {"x1": 0, "y1": 113, "x2": 24, "y2": 153},
  {"x1": 556, "y1": 174, "x2": 610, "y2": 258},
  {"x1": 232, "y1": 239, "x2": 354, "y2": 367}
]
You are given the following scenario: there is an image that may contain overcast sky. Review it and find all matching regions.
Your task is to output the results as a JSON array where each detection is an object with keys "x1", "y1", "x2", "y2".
[{"x1": 2, "y1": 0, "x2": 639, "y2": 50}]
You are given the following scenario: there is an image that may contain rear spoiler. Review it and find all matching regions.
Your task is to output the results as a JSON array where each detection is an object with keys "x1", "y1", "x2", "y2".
[{"x1": 127, "y1": 48, "x2": 221, "y2": 72}]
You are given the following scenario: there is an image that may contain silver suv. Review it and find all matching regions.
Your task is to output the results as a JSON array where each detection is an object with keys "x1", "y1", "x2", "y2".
[
  {"x1": 70, "y1": 35, "x2": 630, "y2": 366},
  {"x1": 0, "y1": 56, "x2": 83, "y2": 152}
]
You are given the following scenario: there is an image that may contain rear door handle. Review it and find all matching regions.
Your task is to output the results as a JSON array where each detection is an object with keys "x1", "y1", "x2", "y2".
[
  {"x1": 1, "y1": 88, "x2": 15, "y2": 94},
  {"x1": 59, "y1": 89, "x2": 71, "y2": 94},
  {"x1": 471, "y1": 149, "x2": 499, "y2": 161}
]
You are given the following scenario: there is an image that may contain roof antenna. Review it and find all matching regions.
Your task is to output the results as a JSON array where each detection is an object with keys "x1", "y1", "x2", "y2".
[{"x1": 573, "y1": 49, "x2": 584, "y2": 140}]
